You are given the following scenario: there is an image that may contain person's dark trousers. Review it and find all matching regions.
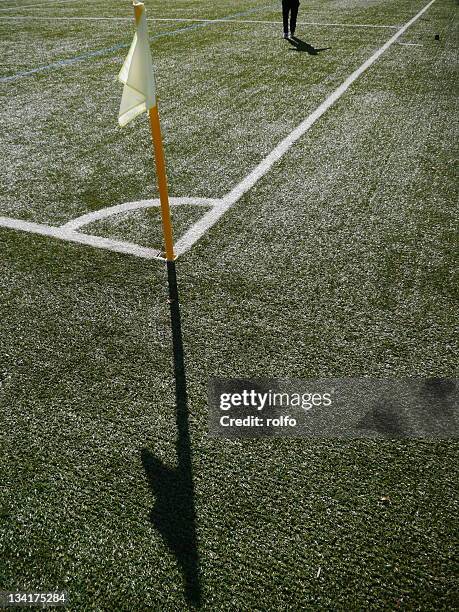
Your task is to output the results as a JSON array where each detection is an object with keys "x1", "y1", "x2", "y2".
[{"x1": 282, "y1": 0, "x2": 300, "y2": 36}]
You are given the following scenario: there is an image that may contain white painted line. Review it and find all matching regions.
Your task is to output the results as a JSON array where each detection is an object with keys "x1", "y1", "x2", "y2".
[
  {"x1": 398, "y1": 41, "x2": 423, "y2": 46},
  {"x1": 0, "y1": 0, "x2": 436, "y2": 262},
  {"x1": 0, "y1": 198, "x2": 217, "y2": 259},
  {"x1": 0, "y1": 15, "x2": 398, "y2": 29},
  {"x1": 0, "y1": 15, "x2": 130, "y2": 20},
  {"x1": 206, "y1": 19, "x2": 399, "y2": 29},
  {"x1": 61, "y1": 197, "x2": 218, "y2": 230},
  {"x1": 0, "y1": 216, "x2": 164, "y2": 260},
  {"x1": 174, "y1": 0, "x2": 437, "y2": 256},
  {"x1": 0, "y1": 0, "x2": 78, "y2": 11}
]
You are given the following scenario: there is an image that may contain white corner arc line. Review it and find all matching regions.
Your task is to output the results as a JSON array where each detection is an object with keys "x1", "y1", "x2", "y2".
[
  {"x1": 0, "y1": 199, "x2": 218, "y2": 259},
  {"x1": 61, "y1": 197, "x2": 219, "y2": 231},
  {"x1": 174, "y1": 0, "x2": 437, "y2": 257}
]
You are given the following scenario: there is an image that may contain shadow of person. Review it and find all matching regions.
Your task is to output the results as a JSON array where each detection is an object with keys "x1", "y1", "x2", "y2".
[
  {"x1": 288, "y1": 37, "x2": 330, "y2": 54},
  {"x1": 141, "y1": 261, "x2": 201, "y2": 608}
]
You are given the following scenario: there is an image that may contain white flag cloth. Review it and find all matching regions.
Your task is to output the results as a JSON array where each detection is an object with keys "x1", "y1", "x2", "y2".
[{"x1": 118, "y1": 2, "x2": 156, "y2": 127}]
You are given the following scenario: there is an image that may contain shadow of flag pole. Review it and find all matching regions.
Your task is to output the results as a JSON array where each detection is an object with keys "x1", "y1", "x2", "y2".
[{"x1": 139, "y1": 255, "x2": 202, "y2": 605}]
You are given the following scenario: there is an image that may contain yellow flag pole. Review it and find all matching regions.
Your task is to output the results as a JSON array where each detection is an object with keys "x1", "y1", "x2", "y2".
[
  {"x1": 148, "y1": 104, "x2": 175, "y2": 261},
  {"x1": 133, "y1": 2, "x2": 175, "y2": 262}
]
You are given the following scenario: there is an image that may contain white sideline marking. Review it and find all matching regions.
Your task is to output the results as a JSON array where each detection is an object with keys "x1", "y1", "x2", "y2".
[
  {"x1": 0, "y1": 0, "x2": 78, "y2": 11},
  {"x1": 0, "y1": 15, "x2": 398, "y2": 29},
  {"x1": 0, "y1": 0, "x2": 436, "y2": 261},
  {"x1": 184, "y1": 18, "x2": 398, "y2": 29},
  {"x1": 174, "y1": 0, "x2": 437, "y2": 256},
  {"x1": 0, "y1": 216, "x2": 164, "y2": 259},
  {"x1": 398, "y1": 41, "x2": 423, "y2": 46}
]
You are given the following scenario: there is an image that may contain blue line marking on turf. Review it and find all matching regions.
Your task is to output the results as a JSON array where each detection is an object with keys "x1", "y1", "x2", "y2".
[{"x1": 0, "y1": 5, "x2": 275, "y2": 83}]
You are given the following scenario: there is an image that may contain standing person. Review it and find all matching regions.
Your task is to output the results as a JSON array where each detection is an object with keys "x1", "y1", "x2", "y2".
[{"x1": 282, "y1": 0, "x2": 300, "y2": 39}]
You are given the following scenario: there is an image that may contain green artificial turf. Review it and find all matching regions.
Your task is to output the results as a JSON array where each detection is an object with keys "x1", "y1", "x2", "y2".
[{"x1": 1, "y1": 0, "x2": 458, "y2": 610}]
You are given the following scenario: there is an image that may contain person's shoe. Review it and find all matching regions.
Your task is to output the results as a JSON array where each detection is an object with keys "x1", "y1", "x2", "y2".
[
  {"x1": 290, "y1": 30, "x2": 296, "y2": 38},
  {"x1": 283, "y1": 31, "x2": 289, "y2": 39}
]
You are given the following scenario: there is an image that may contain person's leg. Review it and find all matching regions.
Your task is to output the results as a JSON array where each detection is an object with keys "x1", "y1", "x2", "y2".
[
  {"x1": 282, "y1": 0, "x2": 290, "y2": 37},
  {"x1": 290, "y1": 0, "x2": 300, "y2": 37}
]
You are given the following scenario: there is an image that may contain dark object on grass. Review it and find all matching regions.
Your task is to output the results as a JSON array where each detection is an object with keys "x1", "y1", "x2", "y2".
[
  {"x1": 435, "y1": 34, "x2": 440, "y2": 40},
  {"x1": 282, "y1": 0, "x2": 300, "y2": 38},
  {"x1": 288, "y1": 37, "x2": 330, "y2": 55},
  {"x1": 140, "y1": 261, "x2": 202, "y2": 607}
]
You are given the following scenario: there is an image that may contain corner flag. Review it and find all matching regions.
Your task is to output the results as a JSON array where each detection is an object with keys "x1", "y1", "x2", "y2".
[
  {"x1": 118, "y1": 1, "x2": 156, "y2": 127},
  {"x1": 118, "y1": 1, "x2": 175, "y2": 261}
]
